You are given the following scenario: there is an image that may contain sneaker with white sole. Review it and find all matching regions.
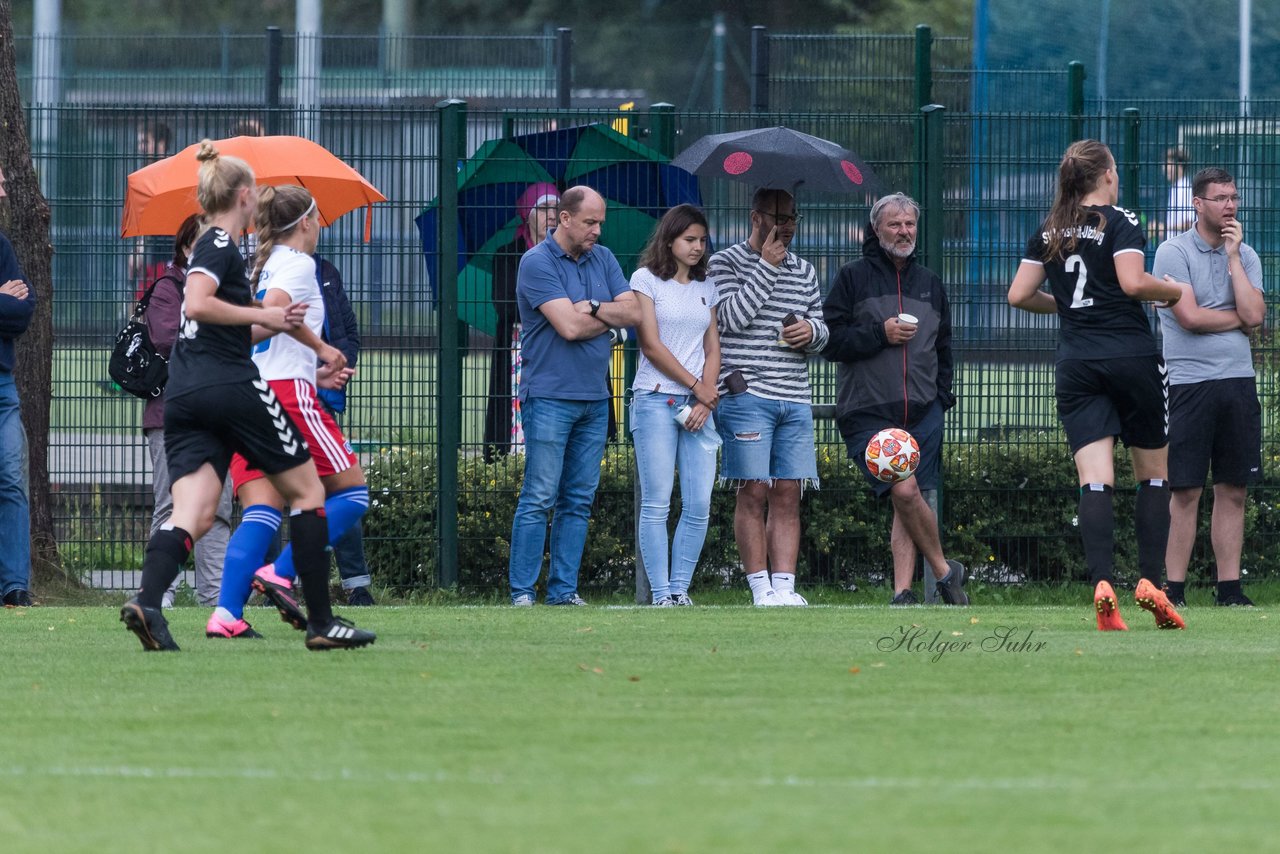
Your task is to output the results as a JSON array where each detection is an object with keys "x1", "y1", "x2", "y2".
[
  {"x1": 774, "y1": 588, "x2": 808, "y2": 606},
  {"x1": 511, "y1": 594, "x2": 535, "y2": 607},
  {"x1": 549, "y1": 594, "x2": 588, "y2": 606},
  {"x1": 205, "y1": 612, "x2": 263, "y2": 639},
  {"x1": 754, "y1": 589, "x2": 786, "y2": 607},
  {"x1": 670, "y1": 592, "x2": 695, "y2": 606},
  {"x1": 652, "y1": 596, "x2": 675, "y2": 607},
  {"x1": 305, "y1": 616, "x2": 376, "y2": 650}
]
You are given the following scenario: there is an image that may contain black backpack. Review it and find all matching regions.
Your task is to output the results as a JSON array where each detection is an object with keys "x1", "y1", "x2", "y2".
[{"x1": 108, "y1": 275, "x2": 178, "y2": 399}]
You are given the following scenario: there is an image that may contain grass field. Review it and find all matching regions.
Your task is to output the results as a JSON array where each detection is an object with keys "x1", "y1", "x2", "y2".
[{"x1": 3, "y1": 598, "x2": 1276, "y2": 853}]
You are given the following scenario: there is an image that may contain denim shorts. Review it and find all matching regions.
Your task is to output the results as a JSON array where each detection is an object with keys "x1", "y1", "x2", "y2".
[{"x1": 714, "y1": 392, "x2": 818, "y2": 486}]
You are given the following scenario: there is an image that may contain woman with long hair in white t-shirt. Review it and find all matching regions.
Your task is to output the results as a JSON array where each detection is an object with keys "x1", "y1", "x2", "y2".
[{"x1": 629, "y1": 204, "x2": 720, "y2": 605}]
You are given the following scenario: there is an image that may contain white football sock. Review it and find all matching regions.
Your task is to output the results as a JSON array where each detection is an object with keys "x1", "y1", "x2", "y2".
[{"x1": 771, "y1": 572, "x2": 796, "y2": 594}]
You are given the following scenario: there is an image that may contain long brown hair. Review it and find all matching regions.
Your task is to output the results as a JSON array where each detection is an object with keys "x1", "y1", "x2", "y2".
[
  {"x1": 638, "y1": 204, "x2": 710, "y2": 281},
  {"x1": 250, "y1": 184, "x2": 315, "y2": 287},
  {"x1": 1042, "y1": 139, "x2": 1112, "y2": 261}
]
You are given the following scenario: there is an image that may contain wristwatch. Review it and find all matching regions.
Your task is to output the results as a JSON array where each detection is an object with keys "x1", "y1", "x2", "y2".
[{"x1": 589, "y1": 299, "x2": 602, "y2": 317}]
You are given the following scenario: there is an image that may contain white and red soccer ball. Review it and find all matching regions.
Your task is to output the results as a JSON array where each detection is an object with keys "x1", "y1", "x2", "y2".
[{"x1": 864, "y1": 428, "x2": 921, "y2": 483}]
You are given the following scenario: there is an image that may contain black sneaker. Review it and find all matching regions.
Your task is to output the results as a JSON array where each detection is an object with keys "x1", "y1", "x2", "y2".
[
  {"x1": 549, "y1": 594, "x2": 588, "y2": 606},
  {"x1": 2, "y1": 588, "x2": 32, "y2": 607},
  {"x1": 346, "y1": 586, "x2": 376, "y2": 607},
  {"x1": 305, "y1": 616, "x2": 376, "y2": 650},
  {"x1": 1216, "y1": 591, "x2": 1255, "y2": 607},
  {"x1": 120, "y1": 597, "x2": 180, "y2": 651},
  {"x1": 937, "y1": 560, "x2": 970, "y2": 606},
  {"x1": 890, "y1": 589, "x2": 920, "y2": 606}
]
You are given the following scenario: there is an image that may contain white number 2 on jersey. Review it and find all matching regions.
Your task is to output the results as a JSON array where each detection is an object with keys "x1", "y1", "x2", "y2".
[{"x1": 1066, "y1": 254, "x2": 1093, "y2": 308}]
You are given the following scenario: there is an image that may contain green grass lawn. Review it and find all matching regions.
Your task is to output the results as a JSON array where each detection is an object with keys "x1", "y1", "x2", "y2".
[{"x1": 2, "y1": 600, "x2": 1275, "y2": 853}]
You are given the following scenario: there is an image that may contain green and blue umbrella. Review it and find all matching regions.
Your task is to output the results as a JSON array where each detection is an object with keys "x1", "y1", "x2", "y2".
[{"x1": 417, "y1": 123, "x2": 701, "y2": 335}]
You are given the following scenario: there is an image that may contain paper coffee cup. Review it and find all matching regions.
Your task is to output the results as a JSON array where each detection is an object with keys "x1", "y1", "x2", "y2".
[{"x1": 897, "y1": 313, "x2": 919, "y2": 325}]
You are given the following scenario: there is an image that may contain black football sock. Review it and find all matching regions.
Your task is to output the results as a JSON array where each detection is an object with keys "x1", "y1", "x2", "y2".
[
  {"x1": 289, "y1": 508, "x2": 334, "y2": 627},
  {"x1": 1078, "y1": 484, "x2": 1115, "y2": 585},
  {"x1": 136, "y1": 527, "x2": 192, "y2": 609},
  {"x1": 1166, "y1": 580, "x2": 1186, "y2": 601},
  {"x1": 1216, "y1": 579, "x2": 1242, "y2": 599},
  {"x1": 1135, "y1": 479, "x2": 1171, "y2": 585}
]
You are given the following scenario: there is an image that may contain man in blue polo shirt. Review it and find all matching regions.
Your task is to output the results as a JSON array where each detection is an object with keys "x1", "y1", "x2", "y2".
[{"x1": 508, "y1": 186, "x2": 640, "y2": 606}]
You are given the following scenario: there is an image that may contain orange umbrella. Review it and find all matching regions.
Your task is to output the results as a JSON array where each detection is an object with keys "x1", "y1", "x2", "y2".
[{"x1": 121, "y1": 135, "x2": 386, "y2": 242}]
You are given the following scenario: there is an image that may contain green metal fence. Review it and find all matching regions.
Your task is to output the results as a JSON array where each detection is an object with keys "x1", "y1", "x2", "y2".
[{"x1": 15, "y1": 29, "x2": 1280, "y2": 594}]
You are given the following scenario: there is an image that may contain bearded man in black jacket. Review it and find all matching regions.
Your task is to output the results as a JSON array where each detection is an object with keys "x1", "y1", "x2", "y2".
[{"x1": 822, "y1": 193, "x2": 968, "y2": 607}]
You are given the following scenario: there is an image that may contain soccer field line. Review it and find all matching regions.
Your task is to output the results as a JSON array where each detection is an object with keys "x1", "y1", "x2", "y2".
[{"x1": 2, "y1": 763, "x2": 1274, "y2": 793}]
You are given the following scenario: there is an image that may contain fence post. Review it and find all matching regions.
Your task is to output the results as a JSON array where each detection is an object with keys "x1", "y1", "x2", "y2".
[
  {"x1": 920, "y1": 104, "x2": 945, "y2": 271},
  {"x1": 556, "y1": 28, "x2": 573, "y2": 109},
  {"x1": 751, "y1": 26, "x2": 769, "y2": 114},
  {"x1": 912, "y1": 25, "x2": 933, "y2": 203},
  {"x1": 265, "y1": 27, "x2": 283, "y2": 135},
  {"x1": 1121, "y1": 107, "x2": 1141, "y2": 211},
  {"x1": 1067, "y1": 61, "x2": 1085, "y2": 143},
  {"x1": 435, "y1": 98, "x2": 467, "y2": 590}
]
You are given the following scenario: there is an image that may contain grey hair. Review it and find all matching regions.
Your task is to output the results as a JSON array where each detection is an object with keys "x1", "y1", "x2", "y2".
[{"x1": 870, "y1": 193, "x2": 920, "y2": 229}]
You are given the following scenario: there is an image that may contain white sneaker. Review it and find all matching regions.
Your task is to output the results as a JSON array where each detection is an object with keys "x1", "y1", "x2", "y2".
[
  {"x1": 511, "y1": 594, "x2": 534, "y2": 607},
  {"x1": 754, "y1": 589, "x2": 786, "y2": 607},
  {"x1": 774, "y1": 588, "x2": 808, "y2": 607}
]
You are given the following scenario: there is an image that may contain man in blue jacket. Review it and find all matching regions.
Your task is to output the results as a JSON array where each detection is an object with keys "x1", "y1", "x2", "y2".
[
  {"x1": 0, "y1": 166, "x2": 35, "y2": 607},
  {"x1": 822, "y1": 193, "x2": 967, "y2": 607}
]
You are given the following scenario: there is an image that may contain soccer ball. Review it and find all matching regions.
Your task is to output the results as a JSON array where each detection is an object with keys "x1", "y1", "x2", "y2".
[{"x1": 864, "y1": 428, "x2": 921, "y2": 483}]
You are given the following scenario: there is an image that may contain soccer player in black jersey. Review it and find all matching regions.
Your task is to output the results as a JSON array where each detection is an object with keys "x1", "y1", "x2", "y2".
[
  {"x1": 120, "y1": 141, "x2": 375, "y2": 651},
  {"x1": 1008, "y1": 139, "x2": 1188, "y2": 632}
]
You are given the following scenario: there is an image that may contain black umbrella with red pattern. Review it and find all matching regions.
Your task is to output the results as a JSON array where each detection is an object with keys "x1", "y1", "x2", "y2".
[{"x1": 671, "y1": 126, "x2": 879, "y2": 195}]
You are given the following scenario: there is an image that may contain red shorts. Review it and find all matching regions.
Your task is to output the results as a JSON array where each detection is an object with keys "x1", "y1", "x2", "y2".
[{"x1": 230, "y1": 378, "x2": 357, "y2": 492}]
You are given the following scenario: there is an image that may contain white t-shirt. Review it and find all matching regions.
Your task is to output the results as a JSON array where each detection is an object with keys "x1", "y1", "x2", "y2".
[
  {"x1": 629, "y1": 267, "x2": 718, "y2": 394},
  {"x1": 252, "y1": 244, "x2": 323, "y2": 382},
  {"x1": 1166, "y1": 175, "x2": 1194, "y2": 231}
]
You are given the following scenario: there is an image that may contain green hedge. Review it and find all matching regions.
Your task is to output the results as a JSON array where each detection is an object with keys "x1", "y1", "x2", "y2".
[{"x1": 362, "y1": 433, "x2": 1280, "y2": 594}]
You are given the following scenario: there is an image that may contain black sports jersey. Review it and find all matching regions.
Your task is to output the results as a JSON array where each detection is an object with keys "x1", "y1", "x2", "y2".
[
  {"x1": 167, "y1": 227, "x2": 258, "y2": 398},
  {"x1": 1023, "y1": 204, "x2": 1157, "y2": 361}
]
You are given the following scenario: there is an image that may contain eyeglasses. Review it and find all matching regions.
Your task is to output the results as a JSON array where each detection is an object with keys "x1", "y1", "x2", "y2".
[
  {"x1": 1197, "y1": 194, "x2": 1241, "y2": 205},
  {"x1": 755, "y1": 211, "x2": 804, "y2": 226}
]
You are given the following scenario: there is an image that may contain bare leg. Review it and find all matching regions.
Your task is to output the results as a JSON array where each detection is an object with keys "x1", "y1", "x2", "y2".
[
  {"x1": 765, "y1": 479, "x2": 801, "y2": 574},
  {"x1": 734, "y1": 481, "x2": 769, "y2": 573},
  {"x1": 1166, "y1": 487, "x2": 1202, "y2": 584},
  {"x1": 1210, "y1": 483, "x2": 1246, "y2": 582}
]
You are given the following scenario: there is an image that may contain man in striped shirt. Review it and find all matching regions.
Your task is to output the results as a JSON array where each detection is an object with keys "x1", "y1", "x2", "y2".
[{"x1": 710, "y1": 188, "x2": 830, "y2": 607}]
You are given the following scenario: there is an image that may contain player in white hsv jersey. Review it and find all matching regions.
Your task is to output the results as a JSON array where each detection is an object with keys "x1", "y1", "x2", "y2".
[
  {"x1": 204, "y1": 184, "x2": 373, "y2": 648},
  {"x1": 1008, "y1": 139, "x2": 1189, "y2": 633}
]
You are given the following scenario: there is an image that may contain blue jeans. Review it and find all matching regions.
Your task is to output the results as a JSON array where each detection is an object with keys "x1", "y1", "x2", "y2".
[
  {"x1": 630, "y1": 391, "x2": 717, "y2": 601},
  {"x1": 0, "y1": 372, "x2": 30, "y2": 596},
  {"x1": 508, "y1": 397, "x2": 608, "y2": 604}
]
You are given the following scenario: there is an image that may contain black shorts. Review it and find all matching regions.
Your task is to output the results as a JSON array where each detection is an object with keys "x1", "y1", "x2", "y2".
[
  {"x1": 1168, "y1": 377, "x2": 1261, "y2": 488},
  {"x1": 1055, "y1": 355, "x2": 1168, "y2": 453},
  {"x1": 164, "y1": 378, "x2": 311, "y2": 483},
  {"x1": 843, "y1": 399, "x2": 944, "y2": 498}
]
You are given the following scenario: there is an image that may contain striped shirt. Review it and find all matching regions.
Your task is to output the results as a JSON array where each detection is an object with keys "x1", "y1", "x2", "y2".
[{"x1": 709, "y1": 241, "x2": 830, "y2": 403}]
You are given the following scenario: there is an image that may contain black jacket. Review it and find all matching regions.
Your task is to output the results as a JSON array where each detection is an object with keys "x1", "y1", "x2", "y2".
[{"x1": 821, "y1": 232, "x2": 954, "y2": 434}]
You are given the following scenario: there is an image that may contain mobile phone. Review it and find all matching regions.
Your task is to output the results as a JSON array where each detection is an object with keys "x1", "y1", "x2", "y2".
[
  {"x1": 725, "y1": 370, "x2": 748, "y2": 394},
  {"x1": 782, "y1": 312, "x2": 799, "y2": 327}
]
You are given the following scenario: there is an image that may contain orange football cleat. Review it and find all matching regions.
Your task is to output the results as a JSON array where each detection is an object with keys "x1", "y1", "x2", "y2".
[
  {"x1": 1094, "y1": 580, "x2": 1129, "y2": 631},
  {"x1": 1135, "y1": 578, "x2": 1186, "y2": 630}
]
